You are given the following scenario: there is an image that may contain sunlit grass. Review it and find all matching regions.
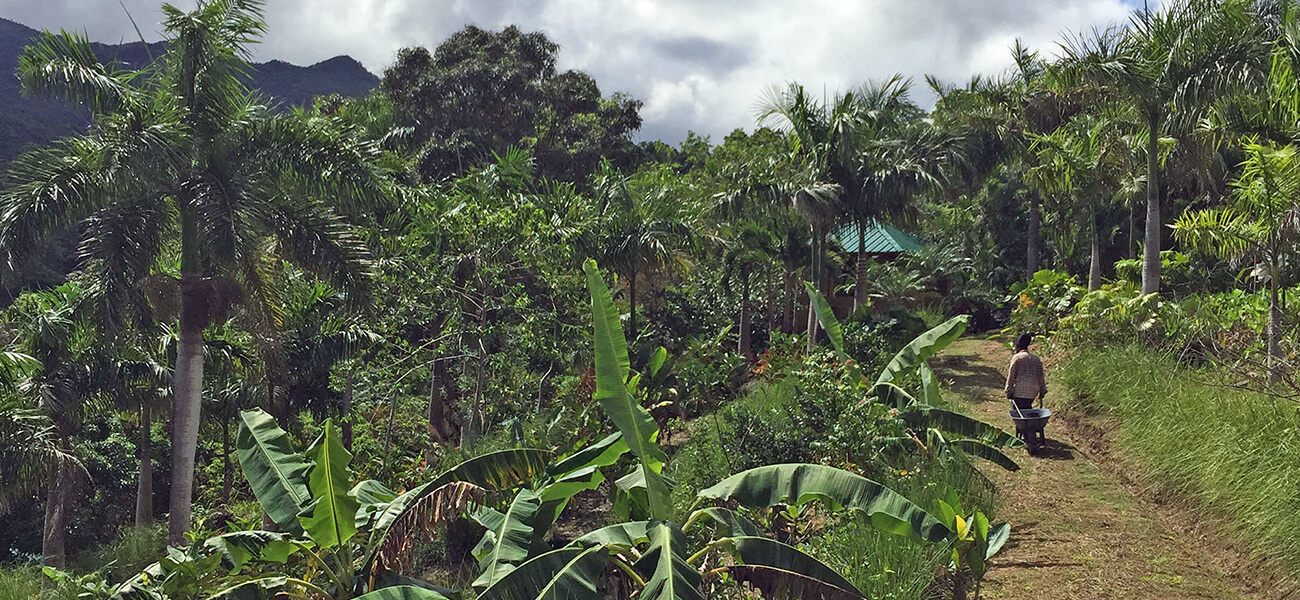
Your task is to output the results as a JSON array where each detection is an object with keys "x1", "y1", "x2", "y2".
[{"x1": 1060, "y1": 346, "x2": 1300, "y2": 577}]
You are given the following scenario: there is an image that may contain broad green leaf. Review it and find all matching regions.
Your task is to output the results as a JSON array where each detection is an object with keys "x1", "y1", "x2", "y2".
[
  {"x1": 635, "y1": 522, "x2": 704, "y2": 600},
  {"x1": 352, "y1": 479, "x2": 398, "y2": 504},
  {"x1": 804, "y1": 282, "x2": 846, "y2": 359},
  {"x1": 473, "y1": 489, "x2": 543, "y2": 589},
  {"x1": 872, "y1": 382, "x2": 918, "y2": 409},
  {"x1": 353, "y1": 585, "x2": 453, "y2": 600},
  {"x1": 547, "y1": 433, "x2": 628, "y2": 478},
  {"x1": 570, "y1": 521, "x2": 651, "y2": 551},
  {"x1": 298, "y1": 420, "x2": 361, "y2": 548},
  {"x1": 901, "y1": 406, "x2": 1023, "y2": 448},
  {"x1": 697, "y1": 463, "x2": 949, "y2": 543},
  {"x1": 584, "y1": 259, "x2": 670, "y2": 519},
  {"x1": 236, "y1": 409, "x2": 311, "y2": 535},
  {"x1": 205, "y1": 576, "x2": 290, "y2": 600},
  {"x1": 722, "y1": 566, "x2": 863, "y2": 600},
  {"x1": 717, "y1": 536, "x2": 862, "y2": 597},
  {"x1": 951, "y1": 439, "x2": 1020, "y2": 472},
  {"x1": 986, "y1": 522, "x2": 1011, "y2": 559},
  {"x1": 539, "y1": 467, "x2": 605, "y2": 505},
  {"x1": 684, "y1": 507, "x2": 762, "y2": 537},
  {"x1": 918, "y1": 363, "x2": 941, "y2": 405},
  {"x1": 614, "y1": 464, "x2": 675, "y2": 522},
  {"x1": 478, "y1": 546, "x2": 608, "y2": 600},
  {"x1": 204, "y1": 531, "x2": 296, "y2": 572},
  {"x1": 647, "y1": 346, "x2": 668, "y2": 376},
  {"x1": 875, "y1": 315, "x2": 969, "y2": 386},
  {"x1": 364, "y1": 481, "x2": 487, "y2": 580}
]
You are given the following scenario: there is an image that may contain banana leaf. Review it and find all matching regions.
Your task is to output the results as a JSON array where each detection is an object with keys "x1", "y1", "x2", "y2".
[
  {"x1": 635, "y1": 522, "x2": 704, "y2": 600},
  {"x1": 901, "y1": 406, "x2": 1022, "y2": 448},
  {"x1": 298, "y1": 419, "x2": 361, "y2": 548},
  {"x1": 584, "y1": 259, "x2": 671, "y2": 519},
  {"x1": 803, "y1": 282, "x2": 847, "y2": 360},
  {"x1": 235, "y1": 409, "x2": 311, "y2": 535},
  {"x1": 546, "y1": 432, "x2": 628, "y2": 478},
  {"x1": 875, "y1": 315, "x2": 969, "y2": 386},
  {"x1": 697, "y1": 463, "x2": 949, "y2": 543},
  {"x1": 951, "y1": 439, "x2": 1020, "y2": 472},
  {"x1": 569, "y1": 521, "x2": 651, "y2": 551},
  {"x1": 683, "y1": 507, "x2": 762, "y2": 537},
  {"x1": 472, "y1": 489, "x2": 543, "y2": 589},
  {"x1": 716, "y1": 536, "x2": 862, "y2": 598},
  {"x1": 478, "y1": 546, "x2": 608, "y2": 600},
  {"x1": 353, "y1": 585, "x2": 453, "y2": 600},
  {"x1": 203, "y1": 531, "x2": 296, "y2": 572}
]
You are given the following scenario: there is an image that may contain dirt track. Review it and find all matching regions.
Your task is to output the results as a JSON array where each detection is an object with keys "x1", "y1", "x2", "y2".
[{"x1": 934, "y1": 339, "x2": 1286, "y2": 600}]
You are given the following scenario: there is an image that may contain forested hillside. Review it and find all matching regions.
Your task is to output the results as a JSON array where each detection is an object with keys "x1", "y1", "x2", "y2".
[{"x1": 2, "y1": 0, "x2": 1299, "y2": 598}]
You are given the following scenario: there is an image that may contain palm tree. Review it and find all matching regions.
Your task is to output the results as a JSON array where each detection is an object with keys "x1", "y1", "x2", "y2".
[
  {"x1": 1060, "y1": 0, "x2": 1268, "y2": 294},
  {"x1": 1025, "y1": 113, "x2": 1134, "y2": 290},
  {"x1": 721, "y1": 224, "x2": 778, "y2": 357},
  {"x1": 756, "y1": 83, "x2": 860, "y2": 352},
  {"x1": 1, "y1": 1, "x2": 389, "y2": 544},
  {"x1": 5, "y1": 283, "x2": 97, "y2": 567},
  {"x1": 590, "y1": 161, "x2": 697, "y2": 340},
  {"x1": 1173, "y1": 141, "x2": 1300, "y2": 378}
]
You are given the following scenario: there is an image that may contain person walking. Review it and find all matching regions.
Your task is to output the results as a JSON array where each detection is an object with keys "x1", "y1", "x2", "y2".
[{"x1": 1005, "y1": 333, "x2": 1047, "y2": 410}]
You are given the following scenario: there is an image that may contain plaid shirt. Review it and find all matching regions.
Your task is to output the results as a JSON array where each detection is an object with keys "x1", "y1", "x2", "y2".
[{"x1": 1005, "y1": 351, "x2": 1047, "y2": 400}]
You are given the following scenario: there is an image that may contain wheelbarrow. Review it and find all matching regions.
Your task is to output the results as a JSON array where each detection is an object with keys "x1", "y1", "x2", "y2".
[{"x1": 1008, "y1": 407, "x2": 1052, "y2": 455}]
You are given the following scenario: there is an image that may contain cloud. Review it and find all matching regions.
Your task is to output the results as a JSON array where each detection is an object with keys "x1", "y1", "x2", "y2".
[{"x1": 0, "y1": 0, "x2": 1143, "y2": 144}]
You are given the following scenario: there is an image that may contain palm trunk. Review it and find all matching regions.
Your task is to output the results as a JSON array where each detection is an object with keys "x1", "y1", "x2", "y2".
[
  {"x1": 739, "y1": 270, "x2": 752, "y2": 358},
  {"x1": 1027, "y1": 196, "x2": 1040, "y2": 278},
  {"x1": 1088, "y1": 208, "x2": 1102, "y2": 292},
  {"x1": 628, "y1": 271, "x2": 637, "y2": 341},
  {"x1": 221, "y1": 416, "x2": 232, "y2": 503},
  {"x1": 782, "y1": 269, "x2": 795, "y2": 334},
  {"x1": 1128, "y1": 202, "x2": 1137, "y2": 260},
  {"x1": 341, "y1": 368, "x2": 354, "y2": 451},
  {"x1": 759, "y1": 270, "x2": 769, "y2": 335},
  {"x1": 1142, "y1": 114, "x2": 1162, "y2": 295},
  {"x1": 1269, "y1": 259, "x2": 1282, "y2": 382},
  {"x1": 806, "y1": 230, "x2": 821, "y2": 354},
  {"x1": 42, "y1": 435, "x2": 71, "y2": 568},
  {"x1": 169, "y1": 213, "x2": 206, "y2": 546},
  {"x1": 135, "y1": 404, "x2": 153, "y2": 529},
  {"x1": 854, "y1": 220, "x2": 868, "y2": 311}
]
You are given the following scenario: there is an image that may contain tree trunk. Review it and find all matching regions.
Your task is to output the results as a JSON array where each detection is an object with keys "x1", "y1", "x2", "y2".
[
  {"x1": 855, "y1": 220, "x2": 868, "y2": 311},
  {"x1": 341, "y1": 368, "x2": 354, "y2": 451},
  {"x1": 765, "y1": 269, "x2": 777, "y2": 334},
  {"x1": 1088, "y1": 209, "x2": 1103, "y2": 292},
  {"x1": 782, "y1": 269, "x2": 795, "y2": 334},
  {"x1": 135, "y1": 404, "x2": 153, "y2": 529},
  {"x1": 169, "y1": 216, "x2": 207, "y2": 546},
  {"x1": 806, "y1": 230, "x2": 821, "y2": 354},
  {"x1": 1129, "y1": 202, "x2": 1137, "y2": 259},
  {"x1": 738, "y1": 270, "x2": 752, "y2": 358},
  {"x1": 221, "y1": 416, "x2": 232, "y2": 503},
  {"x1": 1027, "y1": 196, "x2": 1040, "y2": 278},
  {"x1": 628, "y1": 271, "x2": 637, "y2": 342},
  {"x1": 428, "y1": 361, "x2": 451, "y2": 457},
  {"x1": 1269, "y1": 261, "x2": 1282, "y2": 382},
  {"x1": 1142, "y1": 114, "x2": 1162, "y2": 295},
  {"x1": 42, "y1": 437, "x2": 71, "y2": 568}
]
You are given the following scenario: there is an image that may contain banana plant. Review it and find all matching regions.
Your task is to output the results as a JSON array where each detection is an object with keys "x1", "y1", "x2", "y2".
[{"x1": 804, "y1": 284, "x2": 1023, "y2": 469}]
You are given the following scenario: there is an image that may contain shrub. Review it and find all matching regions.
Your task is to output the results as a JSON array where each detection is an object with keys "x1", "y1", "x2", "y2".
[{"x1": 1007, "y1": 269, "x2": 1084, "y2": 335}]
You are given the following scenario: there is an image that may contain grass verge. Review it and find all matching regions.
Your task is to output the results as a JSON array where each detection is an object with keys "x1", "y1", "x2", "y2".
[{"x1": 1059, "y1": 345, "x2": 1300, "y2": 578}]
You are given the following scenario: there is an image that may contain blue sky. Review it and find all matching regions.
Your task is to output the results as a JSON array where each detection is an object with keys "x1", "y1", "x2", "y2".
[{"x1": 1, "y1": 0, "x2": 1150, "y2": 144}]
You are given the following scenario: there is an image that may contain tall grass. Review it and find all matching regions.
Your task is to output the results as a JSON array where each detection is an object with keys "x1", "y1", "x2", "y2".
[
  {"x1": 1060, "y1": 346, "x2": 1300, "y2": 575},
  {"x1": 0, "y1": 566, "x2": 79, "y2": 600}
]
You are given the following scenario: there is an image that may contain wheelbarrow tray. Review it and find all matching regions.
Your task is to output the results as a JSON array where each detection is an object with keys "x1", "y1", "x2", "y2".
[{"x1": 1008, "y1": 408, "x2": 1051, "y2": 454}]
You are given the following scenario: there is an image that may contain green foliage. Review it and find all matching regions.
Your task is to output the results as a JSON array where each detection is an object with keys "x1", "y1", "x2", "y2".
[{"x1": 1008, "y1": 269, "x2": 1085, "y2": 334}]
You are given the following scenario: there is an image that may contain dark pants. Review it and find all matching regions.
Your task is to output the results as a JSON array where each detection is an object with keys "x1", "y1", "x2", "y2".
[{"x1": 1009, "y1": 397, "x2": 1035, "y2": 410}]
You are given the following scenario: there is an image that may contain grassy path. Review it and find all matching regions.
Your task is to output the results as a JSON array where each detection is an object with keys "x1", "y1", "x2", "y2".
[{"x1": 933, "y1": 339, "x2": 1272, "y2": 600}]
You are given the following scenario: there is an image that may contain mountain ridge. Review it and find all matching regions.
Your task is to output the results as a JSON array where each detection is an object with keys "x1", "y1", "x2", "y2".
[{"x1": 0, "y1": 16, "x2": 379, "y2": 161}]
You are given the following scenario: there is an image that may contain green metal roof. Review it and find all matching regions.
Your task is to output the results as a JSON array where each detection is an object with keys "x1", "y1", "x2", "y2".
[{"x1": 834, "y1": 220, "x2": 925, "y2": 255}]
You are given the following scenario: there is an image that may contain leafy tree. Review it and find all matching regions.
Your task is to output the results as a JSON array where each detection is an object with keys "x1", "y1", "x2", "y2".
[
  {"x1": 1061, "y1": 0, "x2": 1268, "y2": 294},
  {"x1": 1173, "y1": 141, "x2": 1300, "y2": 377},
  {"x1": 381, "y1": 26, "x2": 643, "y2": 182},
  {"x1": 2, "y1": 0, "x2": 391, "y2": 544}
]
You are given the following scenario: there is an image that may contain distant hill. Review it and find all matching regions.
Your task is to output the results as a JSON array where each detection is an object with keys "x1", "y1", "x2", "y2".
[{"x1": 0, "y1": 17, "x2": 379, "y2": 162}]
